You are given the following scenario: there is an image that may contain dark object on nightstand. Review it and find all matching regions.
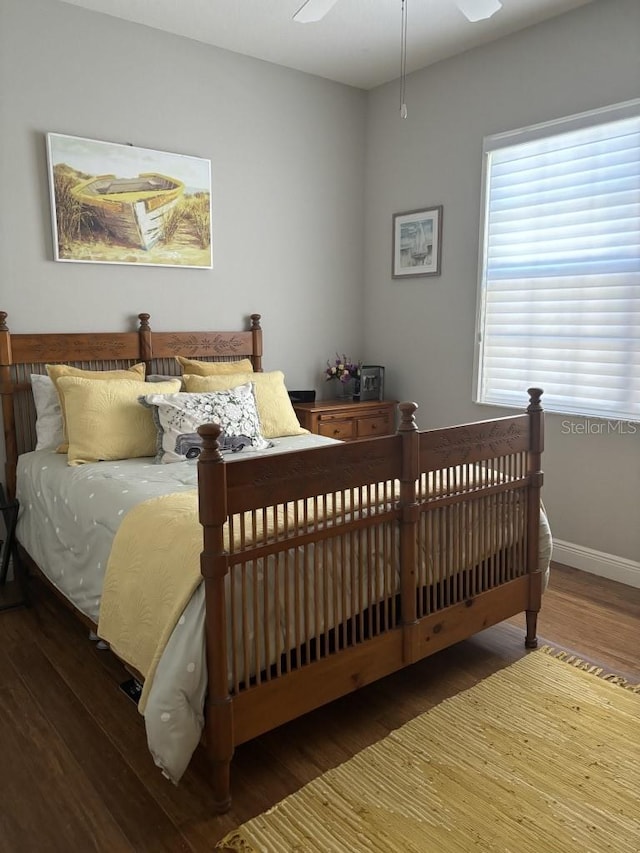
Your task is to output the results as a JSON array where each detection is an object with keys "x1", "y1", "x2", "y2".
[
  {"x1": 288, "y1": 390, "x2": 316, "y2": 404},
  {"x1": 0, "y1": 484, "x2": 28, "y2": 611}
]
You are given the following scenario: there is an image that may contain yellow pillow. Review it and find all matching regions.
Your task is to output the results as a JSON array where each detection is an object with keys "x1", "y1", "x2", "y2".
[
  {"x1": 176, "y1": 356, "x2": 254, "y2": 376},
  {"x1": 183, "y1": 371, "x2": 308, "y2": 438},
  {"x1": 47, "y1": 362, "x2": 146, "y2": 452},
  {"x1": 56, "y1": 376, "x2": 181, "y2": 465}
]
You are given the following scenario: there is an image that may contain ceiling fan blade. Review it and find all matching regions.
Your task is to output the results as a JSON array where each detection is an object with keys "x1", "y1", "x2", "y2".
[
  {"x1": 455, "y1": 0, "x2": 503, "y2": 23},
  {"x1": 293, "y1": 0, "x2": 340, "y2": 24}
]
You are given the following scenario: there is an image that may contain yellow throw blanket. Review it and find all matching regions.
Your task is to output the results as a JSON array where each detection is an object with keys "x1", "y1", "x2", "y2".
[
  {"x1": 98, "y1": 491, "x2": 203, "y2": 712},
  {"x1": 97, "y1": 488, "x2": 362, "y2": 712}
]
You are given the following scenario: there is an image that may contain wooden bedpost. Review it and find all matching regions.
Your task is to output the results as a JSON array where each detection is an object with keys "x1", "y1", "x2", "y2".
[
  {"x1": 0, "y1": 312, "x2": 17, "y2": 499},
  {"x1": 138, "y1": 313, "x2": 152, "y2": 367},
  {"x1": 398, "y1": 402, "x2": 421, "y2": 663},
  {"x1": 249, "y1": 314, "x2": 263, "y2": 372},
  {"x1": 197, "y1": 422, "x2": 234, "y2": 813},
  {"x1": 525, "y1": 388, "x2": 544, "y2": 649}
]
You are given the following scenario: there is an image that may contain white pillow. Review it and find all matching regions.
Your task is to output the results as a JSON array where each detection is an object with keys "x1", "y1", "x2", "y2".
[
  {"x1": 141, "y1": 384, "x2": 271, "y2": 464},
  {"x1": 31, "y1": 374, "x2": 64, "y2": 451}
]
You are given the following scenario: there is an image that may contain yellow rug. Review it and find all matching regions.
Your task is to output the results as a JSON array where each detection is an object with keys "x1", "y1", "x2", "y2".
[{"x1": 218, "y1": 649, "x2": 640, "y2": 853}]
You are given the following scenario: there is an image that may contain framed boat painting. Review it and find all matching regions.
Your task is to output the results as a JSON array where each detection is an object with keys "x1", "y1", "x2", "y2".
[
  {"x1": 392, "y1": 205, "x2": 442, "y2": 278},
  {"x1": 46, "y1": 133, "x2": 213, "y2": 268}
]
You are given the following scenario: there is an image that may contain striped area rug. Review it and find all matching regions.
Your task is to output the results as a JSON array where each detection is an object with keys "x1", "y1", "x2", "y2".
[{"x1": 218, "y1": 648, "x2": 640, "y2": 852}]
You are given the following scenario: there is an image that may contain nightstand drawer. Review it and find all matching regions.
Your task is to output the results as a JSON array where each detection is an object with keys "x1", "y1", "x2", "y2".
[
  {"x1": 318, "y1": 419, "x2": 356, "y2": 440},
  {"x1": 356, "y1": 413, "x2": 393, "y2": 438}
]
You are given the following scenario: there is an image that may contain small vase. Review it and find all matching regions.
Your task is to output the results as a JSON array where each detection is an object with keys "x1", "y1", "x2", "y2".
[{"x1": 335, "y1": 377, "x2": 361, "y2": 401}]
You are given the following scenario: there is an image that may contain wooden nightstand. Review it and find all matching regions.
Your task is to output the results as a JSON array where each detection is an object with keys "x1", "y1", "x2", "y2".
[{"x1": 293, "y1": 399, "x2": 397, "y2": 442}]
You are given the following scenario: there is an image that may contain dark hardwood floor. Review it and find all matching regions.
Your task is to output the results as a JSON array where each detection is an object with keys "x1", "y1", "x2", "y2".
[{"x1": 0, "y1": 563, "x2": 638, "y2": 852}]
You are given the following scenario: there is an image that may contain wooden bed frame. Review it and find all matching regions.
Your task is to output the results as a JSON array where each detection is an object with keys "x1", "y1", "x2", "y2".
[{"x1": 0, "y1": 310, "x2": 545, "y2": 813}]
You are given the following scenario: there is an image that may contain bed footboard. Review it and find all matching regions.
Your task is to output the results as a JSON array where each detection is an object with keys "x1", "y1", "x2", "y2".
[{"x1": 196, "y1": 390, "x2": 545, "y2": 810}]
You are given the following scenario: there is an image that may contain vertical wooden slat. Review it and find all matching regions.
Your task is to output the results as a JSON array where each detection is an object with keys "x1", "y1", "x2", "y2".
[
  {"x1": 273, "y1": 554, "x2": 281, "y2": 678},
  {"x1": 303, "y1": 538, "x2": 311, "y2": 666},
  {"x1": 441, "y1": 501, "x2": 447, "y2": 605},
  {"x1": 340, "y1": 526, "x2": 347, "y2": 649},
  {"x1": 322, "y1": 535, "x2": 329, "y2": 654},
  {"x1": 241, "y1": 564, "x2": 249, "y2": 692},
  {"x1": 253, "y1": 556, "x2": 261, "y2": 686},
  {"x1": 284, "y1": 549, "x2": 291, "y2": 675},
  {"x1": 472, "y1": 496, "x2": 480, "y2": 596},
  {"x1": 336, "y1": 517, "x2": 342, "y2": 637},
  {"x1": 313, "y1": 520, "x2": 321, "y2": 656},
  {"x1": 422, "y1": 512, "x2": 430, "y2": 618},
  {"x1": 230, "y1": 568, "x2": 238, "y2": 692}
]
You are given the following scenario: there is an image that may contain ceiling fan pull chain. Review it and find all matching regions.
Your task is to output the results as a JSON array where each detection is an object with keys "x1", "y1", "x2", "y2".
[{"x1": 399, "y1": 0, "x2": 408, "y2": 118}]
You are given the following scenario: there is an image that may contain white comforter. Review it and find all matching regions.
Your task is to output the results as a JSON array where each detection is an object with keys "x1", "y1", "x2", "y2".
[{"x1": 16, "y1": 441, "x2": 552, "y2": 785}]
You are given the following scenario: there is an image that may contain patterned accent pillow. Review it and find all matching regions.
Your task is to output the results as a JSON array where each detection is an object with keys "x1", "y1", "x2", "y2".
[{"x1": 141, "y1": 384, "x2": 271, "y2": 464}]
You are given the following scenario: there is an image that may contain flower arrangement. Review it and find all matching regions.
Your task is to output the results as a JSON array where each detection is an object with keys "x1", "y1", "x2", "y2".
[{"x1": 325, "y1": 353, "x2": 361, "y2": 383}]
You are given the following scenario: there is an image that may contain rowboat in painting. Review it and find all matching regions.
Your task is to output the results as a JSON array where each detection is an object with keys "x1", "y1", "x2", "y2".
[{"x1": 71, "y1": 173, "x2": 184, "y2": 250}]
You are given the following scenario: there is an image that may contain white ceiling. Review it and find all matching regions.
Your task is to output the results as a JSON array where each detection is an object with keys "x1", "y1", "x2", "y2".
[{"x1": 58, "y1": 0, "x2": 594, "y2": 90}]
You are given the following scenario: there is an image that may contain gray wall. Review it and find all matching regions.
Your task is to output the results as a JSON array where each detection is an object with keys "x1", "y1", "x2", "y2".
[
  {"x1": 0, "y1": 0, "x2": 366, "y2": 383},
  {"x1": 364, "y1": 0, "x2": 640, "y2": 564}
]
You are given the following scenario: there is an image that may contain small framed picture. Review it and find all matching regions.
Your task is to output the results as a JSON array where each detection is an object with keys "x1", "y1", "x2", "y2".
[
  {"x1": 359, "y1": 365, "x2": 385, "y2": 401},
  {"x1": 392, "y1": 205, "x2": 443, "y2": 278}
]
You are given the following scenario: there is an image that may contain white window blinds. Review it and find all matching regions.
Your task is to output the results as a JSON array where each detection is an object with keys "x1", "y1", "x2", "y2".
[{"x1": 474, "y1": 100, "x2": 640, "y2": 422}]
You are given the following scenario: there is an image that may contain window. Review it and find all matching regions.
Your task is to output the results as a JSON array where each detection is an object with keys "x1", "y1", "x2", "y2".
[{"x1": 474, "y1": 99, "x2": 640, "y2": 422}]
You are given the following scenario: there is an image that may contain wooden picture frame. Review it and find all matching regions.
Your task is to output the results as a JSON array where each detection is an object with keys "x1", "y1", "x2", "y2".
[
  {"x1": 392, "y1": 205, "x2": 443, "y2": 278},
  {"x1": 46, "y1": 133, "x2": 213, "y2": 268}
]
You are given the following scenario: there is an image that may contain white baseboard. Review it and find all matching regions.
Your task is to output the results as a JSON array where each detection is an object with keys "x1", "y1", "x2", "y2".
[{"x1": 552, "y1": 539, "x2": 640, "y2": 589}]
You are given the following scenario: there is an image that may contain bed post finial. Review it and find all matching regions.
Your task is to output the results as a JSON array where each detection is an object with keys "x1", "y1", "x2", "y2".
[
  {"x1": 0, "y1": 311, "x2": 7, "y2": 331},
  {"x1": 138, "y1": 313, "x2": 151, "y2": 332},
  {"x1": 197, "y1": 422, "x2": 224, "y2": 462},
  {"x1": 249, "y1": 313, "x2": 261, "y2": 331},
  {"x1": 398, "y1": 401, "x2": 419, "y2": 432},
  {"x1": 527, "y1": 387, "x2": 543, "y2": 413}
]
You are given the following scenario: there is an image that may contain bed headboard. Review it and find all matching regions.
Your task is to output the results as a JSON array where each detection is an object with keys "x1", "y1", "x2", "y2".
[{"x1": 0, "y1": 311, "x2": 263, "y2": 497}]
